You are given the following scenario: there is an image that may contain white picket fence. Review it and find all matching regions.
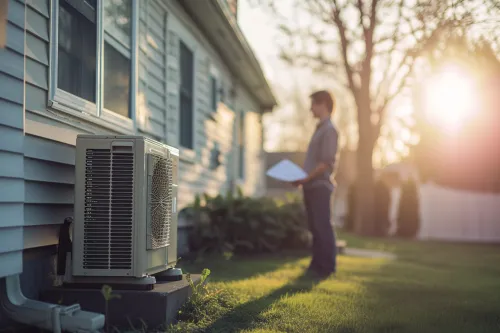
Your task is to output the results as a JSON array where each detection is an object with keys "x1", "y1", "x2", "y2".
[{"x1": 389, "y1": 183, "x2": 500, "y2": 243}]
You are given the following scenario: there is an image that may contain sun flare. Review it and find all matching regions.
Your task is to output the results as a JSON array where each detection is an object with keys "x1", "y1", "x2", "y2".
[{"x1": 423, "y1": 64, "x2": 476, "y2": 131}]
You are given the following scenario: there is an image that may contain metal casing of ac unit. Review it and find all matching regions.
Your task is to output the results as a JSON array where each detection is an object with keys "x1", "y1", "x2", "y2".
[{"x1": 72, "y1": 135, "x2": 179, "y2": 278}]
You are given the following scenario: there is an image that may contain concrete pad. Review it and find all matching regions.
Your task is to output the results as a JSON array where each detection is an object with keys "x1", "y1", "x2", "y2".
[
  {"x1": 344, "y1": 248, "x2": 397, "y2": 260},
  {"x1": 40, "y1": 274, "x2": 201, "y2": 331}
]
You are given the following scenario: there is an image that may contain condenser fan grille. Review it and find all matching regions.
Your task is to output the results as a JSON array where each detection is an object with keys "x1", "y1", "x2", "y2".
[
  {"x1": 83, "y1": 148, "x2": 134, "y2": 270},
  {"x1": 147, "y1": 154, "x2": 173, "y2": 249}
]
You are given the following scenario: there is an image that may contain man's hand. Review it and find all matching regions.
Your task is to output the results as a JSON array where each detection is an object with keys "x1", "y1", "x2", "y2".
[
  {"x1": 291, "y1": 177, "x2": 309, "y2": 187},
  {"x1": 292, "y1": 162, "x2": 328, "y2": 187}
]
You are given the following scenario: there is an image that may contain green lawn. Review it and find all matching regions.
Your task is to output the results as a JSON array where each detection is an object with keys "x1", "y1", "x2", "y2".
[{"x1": 175, "y1": 232, "x2": 500, "y2": 333}]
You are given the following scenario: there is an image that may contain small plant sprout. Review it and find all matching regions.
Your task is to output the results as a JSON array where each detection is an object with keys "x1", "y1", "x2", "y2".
[
  {"x1": 101, "y1": 284, "x2": 122, "y2": 333},
  {"x1": 223, "y1": 251, "x2": 233, "y2": 261}
]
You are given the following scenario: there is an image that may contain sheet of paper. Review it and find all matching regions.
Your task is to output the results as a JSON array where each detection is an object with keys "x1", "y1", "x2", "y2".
[{"x1": 266, "y1": 159, "x2": 307, "y2": 182}]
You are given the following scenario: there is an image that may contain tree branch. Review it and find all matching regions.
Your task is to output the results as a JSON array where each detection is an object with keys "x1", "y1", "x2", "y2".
[
  {"x1": 373, "y1": 0, "x2": 406, "y2": 102},
  {"x1": 356, "y1": 0, "x2": 368, "y2": 40},
  {"x1": 331, "y1": 0, "x2": 359, "y2": 98}
]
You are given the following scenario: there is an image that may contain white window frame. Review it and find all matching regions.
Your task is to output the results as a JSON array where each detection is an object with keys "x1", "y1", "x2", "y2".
[{"x1": 48, "y1": 0, "x2": 139, "y2": 133}]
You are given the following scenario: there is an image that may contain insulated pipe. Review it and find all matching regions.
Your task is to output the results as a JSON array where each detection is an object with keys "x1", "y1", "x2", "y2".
[{"x1": 0, "y1": 274, "x2": 105, "y2": 333}]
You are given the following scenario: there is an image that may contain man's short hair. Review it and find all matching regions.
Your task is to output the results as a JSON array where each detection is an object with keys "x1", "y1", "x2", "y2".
[{"x1": 310, "y1": 90, "x2": 335, "y2": 114}]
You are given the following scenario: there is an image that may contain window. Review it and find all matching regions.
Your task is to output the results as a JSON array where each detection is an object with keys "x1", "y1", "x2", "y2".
[
  {"x1": 51, "y1": 0, "x2": 136, "y2": 128},
  {"x1": 238, "y1": 111, "x2": 245, "y2": 179},
  {"x1": 179, "y1": 41, "x2": 194, "y2": 149},
  {"x1": 219, "y1": 84, "x2": 225, "y2": 104},
  {"x1": 103, "y1": 0, "x2": 132, "y2": 118},
  {"x1": 210, "y1": 76, "x2": 217, "y2": 111},
  {"x1": 57, "y1": 0, "x2": 97, "y2": 102}
]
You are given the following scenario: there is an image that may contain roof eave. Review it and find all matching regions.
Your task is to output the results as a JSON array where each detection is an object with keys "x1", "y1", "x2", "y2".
[{"x1": 179, "y1": 0, "x2": 278, "y2": 112}]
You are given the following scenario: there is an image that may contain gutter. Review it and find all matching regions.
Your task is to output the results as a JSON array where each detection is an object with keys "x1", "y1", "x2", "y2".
[
  {"x1": 213, "y1": 0, "x2": 278, "y2": 110},
  {"x1": 0, "y1": 274, "x2": 105, "y2": 332}
]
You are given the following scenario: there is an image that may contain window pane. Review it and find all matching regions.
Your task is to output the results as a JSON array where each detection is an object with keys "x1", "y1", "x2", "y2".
[
  {"x1": 103, "y1": 42, "x2": 131, "y2": 118},
  {"x1": 57, "y1": 0, "x2": 96, "y2": 102},
  {"x1": 104, "y1": 0, "x2": 132, "y2": 48},
  {"x1": 180, "y1": 95, "x2": 193, "y2": 149},
  {"x1": 238, "y1": 112, "x2": 245, "y2": 179},
  {"x1": 180, "y1": 42, "x2": 193, "y2": 93},
  {"x1": 238, "y1": 113, "x2": 245, "y2": 145},
  {"x1": 103, "y1": 0, "x2": 132, "y2": 118},
  {"x1": 239, "y1": 146, "x2": 245, "y2": 179},
  {"x1": 179, "y1": 41, "x2": 194, "y2": 148},
  {"x1": 211, "y1": 77, "x2": 217, "y2": 110},
  {"x1": 84, "y1": 0, "x2": 97, "y2": 10}
]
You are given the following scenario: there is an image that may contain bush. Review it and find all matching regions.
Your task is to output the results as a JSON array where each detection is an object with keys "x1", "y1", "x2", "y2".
[
  {"x1": 396, "y1": 178, "x2": 420, "y2": 238},
  {"x1": 184, "y1": 189, "x2": 310, "y2": 256},
  {"x1": 374, "y1": 179, "x2": 391, "y2": 237}
]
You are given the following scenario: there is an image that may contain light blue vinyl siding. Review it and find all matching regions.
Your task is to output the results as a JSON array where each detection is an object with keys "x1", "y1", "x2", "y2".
[
  {"x1": 0, "y1": 48, "x2": 23, "y2": 79},
  {"x1": 0, "y1": 73, "x2": 23, "y2": 104},
  {"x1": 0, "y1": 99, "x2": 24, "y2": 129},
  {"x1": 18, "y1": 0, "x2": 171, "y2": 249},
  {"x1": 20, "y1": 0, "x2": 78, "y2": 248},
  {"x1": 0, "y1": 0, "x2": 25, "y2": 277},
  {"x1": 137, "y1": 0, "x2": 167, "y2": 141},
  {"x1": 23, "y1": 134, "x2": 76, "y2": 243},
  {"x1": 13, "y1": 0, "x2": 267, "y2": 251}
]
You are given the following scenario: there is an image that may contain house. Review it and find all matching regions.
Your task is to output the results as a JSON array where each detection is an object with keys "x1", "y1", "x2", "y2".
[{"x1": 0, "y1": 0, "x2": 276, "y2": 326}]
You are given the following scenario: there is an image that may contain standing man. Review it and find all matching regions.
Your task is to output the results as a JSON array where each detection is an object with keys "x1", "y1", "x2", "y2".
[{"x1": 293, "y1": 90, "x2": 339, "y2": 279}]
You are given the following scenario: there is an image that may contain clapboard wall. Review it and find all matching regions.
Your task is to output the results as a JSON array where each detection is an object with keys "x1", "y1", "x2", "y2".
[
  {"x1": 0, "y1": 0, "x2": 25, "y2": 278},
  {"x1": 7, "y1": 0, "x2": 266, "y2": 252}
]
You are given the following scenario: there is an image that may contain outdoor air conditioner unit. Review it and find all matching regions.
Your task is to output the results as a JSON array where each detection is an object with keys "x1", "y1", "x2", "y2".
[{"x1": 67, "y1": 135, "x2": 180, "y2": 289}]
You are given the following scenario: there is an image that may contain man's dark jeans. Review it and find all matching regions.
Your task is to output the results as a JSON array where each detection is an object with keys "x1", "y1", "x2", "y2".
[{"x1": 303, "y1": 185, "x2": 336, "y2": 275}]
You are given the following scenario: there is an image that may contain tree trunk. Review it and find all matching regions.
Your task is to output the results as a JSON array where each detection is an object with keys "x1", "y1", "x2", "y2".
[
  {"x1": 354, "y1": 94, "x2": 376, "y2": 236},
  {"x1": 354, "y1": 140, "x2": 375, "y2": 235}
]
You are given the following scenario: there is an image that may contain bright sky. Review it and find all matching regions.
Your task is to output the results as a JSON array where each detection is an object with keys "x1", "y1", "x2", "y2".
[
  {"x1": 238, "y1": 0, "x2": 312, "y2": 152},
  {"x1": 238, "y1": 0, "x2": 283, "y2": 86},
  {"x1": 236, "y1": 0, "x2": 484, "y2": 166},
  {"x1": 238, "y1": 0, "x2": 352, "y2": 153},
  {"x1": 237, "y1": 0, "x2": 408, "y2": 162}
]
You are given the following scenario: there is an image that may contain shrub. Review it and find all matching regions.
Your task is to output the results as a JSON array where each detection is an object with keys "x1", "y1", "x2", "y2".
[
  {"x1": 184, "y1": 189, "x2": 310, "y2": 256},
  {"x1": 396, "y1": 178, "x2": 420, "y2": 238},
  {"x1": 374, "y1": 179, "x2": 391, "y2": 237}
]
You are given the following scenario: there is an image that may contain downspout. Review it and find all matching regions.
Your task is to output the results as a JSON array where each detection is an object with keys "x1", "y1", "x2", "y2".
[
  {"x1": 0, "y1": 218, "x2": 105, "y2": 332},
  {"x1": 0, "y1": 274, "x2": 105, "y2": 333}
]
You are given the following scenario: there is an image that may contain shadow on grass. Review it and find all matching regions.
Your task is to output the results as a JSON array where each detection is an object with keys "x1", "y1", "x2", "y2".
[
  {"x1": 202, "y1": 272, "x2": 322, "y2": 333},
  {"x1": 178, "y1": 251, "x2": 311, "y2": 283}
]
